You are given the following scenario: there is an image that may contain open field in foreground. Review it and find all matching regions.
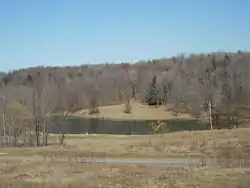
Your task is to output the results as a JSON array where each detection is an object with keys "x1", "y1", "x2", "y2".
[
  {"x1": 1, "y1": 128, "x2": 250, "y2": 187},
  {"x1": 0, "y1": 158, "x2": 250, "y2": 188},
  {"x1": 1, "y1": 128, "x2": 250, "y2": 159}
]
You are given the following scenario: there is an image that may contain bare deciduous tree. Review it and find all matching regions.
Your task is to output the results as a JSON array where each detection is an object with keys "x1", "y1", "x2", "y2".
[
  {"x1": 88, "y1": 84, "x2": 100, "y2": 115},
  {"x1": 123, "y1": 88, "x2": 132, "y2": 114},
  {"x1": 40, "y1": 77, "x2": 59, "y2": 146}
]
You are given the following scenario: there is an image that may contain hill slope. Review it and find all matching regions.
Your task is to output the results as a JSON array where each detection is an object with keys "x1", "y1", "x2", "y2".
[{"x1": 1, "y1": 51, "x2": 250, "y2": 123}]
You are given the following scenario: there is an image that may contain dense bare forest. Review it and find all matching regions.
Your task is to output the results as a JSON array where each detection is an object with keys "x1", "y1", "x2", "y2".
[{"x1": 1, "y1": 51, "x2": 250, "y2": 146}]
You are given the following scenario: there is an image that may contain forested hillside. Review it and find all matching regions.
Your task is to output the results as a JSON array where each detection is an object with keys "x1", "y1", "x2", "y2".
[
  {"x1": 1, "y1": 51, "x2": 250, "y2": 126},
  {"x1": 1, "y1": 52, "x2": 250, "y2": 113}
]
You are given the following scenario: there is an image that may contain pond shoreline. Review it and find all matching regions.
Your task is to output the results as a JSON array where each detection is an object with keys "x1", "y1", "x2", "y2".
[{"x1": 50, "y1": 116, "x2": 205, "y2": 135}]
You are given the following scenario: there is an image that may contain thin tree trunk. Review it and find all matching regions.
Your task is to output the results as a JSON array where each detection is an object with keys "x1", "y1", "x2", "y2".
[
  {"x1": 36, "y1": 124, "x2": 40, "y2": 146},
  {"x1": 8, "y1": 126, "x2": 11, "y2": 146},
  {"x1": 33, "y1": 91, "x2": 40, "y2": 146},
  {"x1": 2, "y1": 96, "x2": 6, "y2": 146},
  {"x1": 59, "y1": 133, "x2": 65, "y2": 145},
  {"x1": 208, "y1": 100, "x2": 213, "y2": 130},
  {"x1": 13, "y1": 128, "x2": 18, "y2": 146},
  {"x1": 43, "y1": 117, "x2": 49, "y2": 146},
  {"x1": 2, "y1": 107, "x2": 6, "y2": 146},
  {"x1": 45, "y1": 132, "x2": 48, "y2": 146},
  {"x1": 58, "y1": 112, "x2": 68, "y2": 145},
  {"x1": 28, "y1": 129, "x2": 33, "y2": 147},
  {"x1": 43, "y1": 118, "x2": 46, "y2": 146}
]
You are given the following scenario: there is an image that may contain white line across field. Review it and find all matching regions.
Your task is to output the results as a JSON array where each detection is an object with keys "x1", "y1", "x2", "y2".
[{"x1": 1, "y1": 155, "x2": 250, "y2": 169}]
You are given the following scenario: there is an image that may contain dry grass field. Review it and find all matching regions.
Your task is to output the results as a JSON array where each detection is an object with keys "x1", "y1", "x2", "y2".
[
  {"x1": 2, "y1": 160, "x2": 250, "y2": 188},
  {"x1": 1, "y1": 159, "x2": 250, "y2": 188},
  {"x1": 1, "y1": 128, "x2": 250, "y2": 187},
  {"x1": 2, "y1": 127, "x2": 250, "y2": 159},
  {"x1": 73, "y1": 101, "x2": 194, "y2": 121}
]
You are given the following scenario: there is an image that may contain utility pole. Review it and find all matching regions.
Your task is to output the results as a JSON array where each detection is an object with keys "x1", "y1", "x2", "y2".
[
  {"x1": 208, "y1": 100, "x2": 213, "y2": 130},
  {"x1": 208, "y1": 100, "x2": 217, "y2": 153}
]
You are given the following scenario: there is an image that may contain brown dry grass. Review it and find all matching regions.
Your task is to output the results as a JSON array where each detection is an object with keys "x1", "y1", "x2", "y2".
[
  {"x1": 73, "y1": 101, "x2": 193, "y2": 120},
  {"x1": 1, "y1": 158, "x2": 250, "y2": 188},
  {"x1": 0, "y1": 157, "x2": 250, "y2": 188},
  {"x1": 2, "y1": 128, "x2": 250, "y2": 159},
  {"x1": 1, "y1": 128, "x2": 250, "y2": 187}
]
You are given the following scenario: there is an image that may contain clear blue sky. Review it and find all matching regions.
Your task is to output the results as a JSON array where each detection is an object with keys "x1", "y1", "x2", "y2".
[{"x1": 0, "y1": 0, "x2": 249, "y2": 72}]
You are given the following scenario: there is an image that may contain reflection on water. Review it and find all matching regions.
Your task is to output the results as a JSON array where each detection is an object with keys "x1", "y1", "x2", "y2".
[{"x1": 48, "y1": 117, "x2": 206, "y2": 135}]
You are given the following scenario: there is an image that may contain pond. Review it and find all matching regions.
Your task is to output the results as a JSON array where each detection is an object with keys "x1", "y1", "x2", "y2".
[{"x1": 48, "y1": 116, "x2": 207, "y2": 135}]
